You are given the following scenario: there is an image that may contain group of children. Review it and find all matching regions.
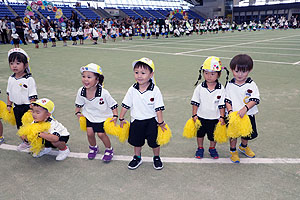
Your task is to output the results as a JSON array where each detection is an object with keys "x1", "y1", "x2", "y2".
[{"x1": 0, "y1": 47, "x2": 260, "y2": 169}]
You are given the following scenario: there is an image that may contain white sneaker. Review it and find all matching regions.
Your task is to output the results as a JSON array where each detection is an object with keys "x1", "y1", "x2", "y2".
[
  {"x1": 56, "y1": 147, "x2": 70, "y2": 161},
  {"x1": 32, "y1": 147, "x2": 52, "y2": 158},
  {"x1": 17, "y1": 142, "x2": 30, "y2": 151}
]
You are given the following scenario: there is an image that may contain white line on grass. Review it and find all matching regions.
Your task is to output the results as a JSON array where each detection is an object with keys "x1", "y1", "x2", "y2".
[
  {"x1": 1, "y1": 144, "x2": 300, "y2": 164},
  {"x1": 175, "y1": 35, "x2": 300, "y2": 55},
  {"x1": 69, "y1": 45, "x2": 300, "y2": 65},
  {"x1": 293, "y1": 61, "x2": 300, "y2": 65},
  {"x1": 203, "y1": 49, "x2": 300, "y2": 57}
]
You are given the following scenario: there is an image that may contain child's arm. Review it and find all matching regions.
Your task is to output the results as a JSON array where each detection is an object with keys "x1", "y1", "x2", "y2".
[
  {"x1": 192, "y1": 105, "x2": 198, "y2": 122},
  {"x1": 157, "y1": 110, "x2": 167, "y2": 131},
  {"x1": 219, "y1": 108, "x2": 225, "y2": 125},
  {"x1": 110, "y1": 108, "x2": 118, "y2": 125},
  {"x1": 7, "y1": 95, "x2": 12, "y2": 112},
  {"x1": 39, "y1": 132, "x2": 59, "y2": 142},
  {"x1": 119, "y1": 107, "x2": 128, "y2": 128},
  {"x1": 75, "y1": 107, "x2": 83, "y2": 119},
  {"x1": 238, "y1": 101, "x2": 257, "y2": 118}
]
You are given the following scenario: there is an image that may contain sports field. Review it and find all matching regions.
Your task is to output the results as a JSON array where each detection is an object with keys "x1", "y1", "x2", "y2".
[{"x1": 1, "y1": 29, "x2": 300, "y2": 200}]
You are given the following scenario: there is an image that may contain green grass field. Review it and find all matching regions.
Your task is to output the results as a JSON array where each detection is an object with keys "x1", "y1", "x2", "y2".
[{"x1": 1, "y1": 29, "x2": 300, "y2": 200}]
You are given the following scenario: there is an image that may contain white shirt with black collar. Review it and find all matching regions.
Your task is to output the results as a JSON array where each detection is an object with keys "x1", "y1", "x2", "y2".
[
  {"x1": 7, "y1": 73, "x2": 38, "y2": 105},
  {"x1": 191, "y1": 81, "x2": 225, "y2": 120},
  {"x1": 47, "y1": 117, "x2": 70, "y2": 137},
  {"x1": 122, "y1": 82, "x2": 165, "y2": 122},
  {"x1": 225, "y1": 77, "x2": 260, "y2": 115},
  {"x1": 75, "y1": 84, "x2": 118, "y2": 123}
]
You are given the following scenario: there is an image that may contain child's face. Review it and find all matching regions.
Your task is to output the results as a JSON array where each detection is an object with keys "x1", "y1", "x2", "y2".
[
  {"x1": 9, "y1": 59, "x2": 27, "y2": 76},
  {"x1": 134, "y1": 66, "x2": 153, "y2": 86},
  {"x1": 232, "y1": 68, "x2": 250, "y2": 84},
  {"x1": 81, "y1": 71, "x2": 98, "y2": 89},
  {"x1": 32, "y1": 106, "x2": 51, "y2": 122},
  {"x1": 203, "y1": 70, "x2": 219, "y2": 83}
]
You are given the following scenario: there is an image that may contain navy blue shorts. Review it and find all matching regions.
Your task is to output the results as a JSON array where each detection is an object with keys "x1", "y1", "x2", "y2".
[
  {"x1": 44, "y1": 135, "x2": 69, "y2": 148},
  {"x1": 241, "y1": 115, "x2": 258, "y2": 140},
  {"x1": 128, "y1": 117, "x2": 159, "y2": 148},
  {"x1": 197, "y1": 117, "x2": 219, "y2": 141},
  {"x1": 86, "y1": 118, "x2": 105, "y2": 133}
]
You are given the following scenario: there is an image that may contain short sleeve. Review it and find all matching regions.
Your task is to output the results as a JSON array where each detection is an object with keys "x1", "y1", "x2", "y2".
[
  {"x1": 218, "y1": 88, "x2": 226, "y2": 108},
  {"x1": 75, "y1": 88, "x2": 85, "y2": 107},
  {"x1": 28, "y1": 77, "x2": 38, "y2": 100},
  {"x1": 121, "y1": 87, "x2": 133, "y2": 109},
  {"x1": 191, "y1": 85, "x2": 201, "y2": 106},
  {"x1": 154, "y1": 87, "x2": 164, "y2": 111},
  {"x1": 249, "y1": 82, "x2": 260, "y2": 104},
  {"x1": 103, "y1": 90, "x2": 118, "y2": 110}
]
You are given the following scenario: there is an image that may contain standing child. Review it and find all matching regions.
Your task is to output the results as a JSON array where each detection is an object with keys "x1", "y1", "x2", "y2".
[
  {"x1": 27, "y1": 98, "x2": 70, "y2": 161},
  {"x1": 49, "y1": 28, "x2": 56, "y2": 47},
  {"x1": 191, "y1": 56, "x2": 227, "y2": 159},
  {"x1": 0, "y1": 90, "x2": 3, "y2": 144},
  {"x1": 225, "y1": 54, "x2": 260, "y2": 163},
  {"x1": 77, "y1": 27, "x2": 84, "y2": 45},
  {"x1": 6, "y1": 48, "x2": 38, "y2": 150},
  {"x1": 30, "y1": 29, "x2": 39, "y2": 48},
  {"x1": 61, "y1": 27, "x2": 68, "y2": 46},
  {"x1": 75, "y1": 63, "x2": 118, "y2": 162},
  {"x1": 128, "y1": 26, "x2": 133, "y2": 40},
  {"x1": 11, "y1": 28, "x2": 20, "y2": 48},
  {"x1": 119, "y1": 58, "x2": 167, "y2": 170},
  {"x1": 40, "y1": 28, "x2": 48, "y2": 48},
  {"x1": 71, "y1": 27, "x2": 78, "y2": 45}
]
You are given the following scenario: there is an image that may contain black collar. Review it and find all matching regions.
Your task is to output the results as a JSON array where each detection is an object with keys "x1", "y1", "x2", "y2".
[
  {"x1": 201, "y1": 80, "x2": 222, "y2": 90},
  {"x1": 133, "y1": 81, "x2": 155, "y2": 92},
  {"x1": 229, "y1": 77, "x2": 252, "y2": 84},
  {"x1": 81, "y1": 84, "x2": 102, "y2": 97},
  {"x1": 11, "y1": 73, "x2": 32, "y2": 79}
]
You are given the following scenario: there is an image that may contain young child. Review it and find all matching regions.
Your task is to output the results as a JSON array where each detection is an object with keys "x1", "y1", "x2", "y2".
[
  {"x1": 90, "y1": 26, "x2": 99, "y2": 45},
  {"x1": 71, "y1": 27, "x2": 78, "y2": 45},
  {"x1": 119, "y1": 58, "x2": 167, "y2": 170},
  {"x1": 30, "y1": 29, "x2": 39, "y2": 48},
  {"x1": 75, "y1": 63, "x2": 118, "y2": 162},
  {"x1": 11, "y1": 28, "x2": 20, "y2": 48},
  {"x1": 29, "y1": 98, "x2": 70, "y2": 161},
  {"x1": 191, "y1": 56, "x2": 226, "y2": 159},
  {"x1": 0, "y1": 90, "x2": 3, "y2": 144},
  {"x1": 6, "y1": 48, "x2": 38, "y2": 150},
  {"x1": 49, "y1": 28, "x2": 56, "y2": 47},
  {"x1": 61, "y1": 27, "x2": 68, "y2": 46},
  {"x1": 77, "y1": 27, "x2": 84, "y2": 45},
  {"x1": 40, "y1": 28, "x2": 48, "y2": 48},
  {"x1": 225, "y1": 54, "x2": 260, "y2": 163}
]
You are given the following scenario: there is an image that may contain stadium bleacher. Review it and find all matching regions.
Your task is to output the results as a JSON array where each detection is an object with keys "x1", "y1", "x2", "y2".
[
  {"x1": 9, "y1": 4, "x2": 27, "y2": 18},
  {"x1": 0, "y1": 3, "x2": 15, "y2": 19},
  {"x1": 145, "y1": 9, "x2": 165, "y2": 19},
  {"x1": 134, "y1": 9, "x2": 154, "y2": 19},
  {"x1": 76, "y1": 7, "x2": 100, "y2": 20},
  {"x1": 120, "y1": 8, "x2": 141, "y2": 19}
]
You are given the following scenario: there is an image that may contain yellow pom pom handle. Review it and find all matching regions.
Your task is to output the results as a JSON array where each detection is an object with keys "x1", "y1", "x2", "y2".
[
  {"x1": 118, "y1": 121, "x2": 130, "y2": 143},
  {"x1": 183, "y1": 118, "x2": 201, "y2": 139},
  {"x1": 227, "y1": 111, "x2": 252, "y2": 138},
  {"x1": 104, "y1": 117, "x2": 119, "y2": 137},
  {"x1": 0, "y1": 100, "x2": 16, "y2": 126},
  {"x1": 213, "y1": 122, "x2": 228, "y2": 143},
  {"x1": 79, "y1": 116, "x2": 87, "y2": 131},
  {"x1": 21, "y1": 110, "x2": 34, "y2": 125},
  {"x1": 157, "y1": 123, "x2": 172, "y2": 146},
  {"x1": 17, "y1": 122, "x2": 51, "y2": 154}
]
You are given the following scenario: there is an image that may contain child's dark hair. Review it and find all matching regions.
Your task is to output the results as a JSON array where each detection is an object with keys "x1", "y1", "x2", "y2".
[
  {"x1": 8, "y1": 52, "x2": 28, "y2": 65},
  {"x1": 94, "y1": 73, "x2": 104, "y2": 85},
  {"x1": 31, "y1": 103, "x2": 49, "y2": 113},
  {"x1": 230, "y1": 54, "x2": 253, "y2": 72},
  {"x1": 133, "y1": 62, "x2": 153, "y2": 73}
]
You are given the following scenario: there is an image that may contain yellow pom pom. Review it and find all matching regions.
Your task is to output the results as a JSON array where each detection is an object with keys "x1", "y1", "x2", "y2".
[
  {"x1": 183, "y1": 118, "x2": 201, "y2": 139},
  {"x1": 21, "y1": 110, "x2": 34, "y2": 125},
  {"x1": 227, "y1": 111, "x2": 252, "y2": 138},
  {"x1": 17, "y1": 122, "x2": 51, "y2": 154},
  {"x1": 213, "y1": 122, "x2": 228, "y2": 143},
  {"x1": 104, "y1": 117, "x2": 119, "y2": 136},
  {"x1": 118, "y1": 121, "x2": 130, "y2": 143},
  {"x1": 157, "y1": 123, "x2": 172, "y2": 146},
  {"x1": 79, "y1": 116, "x2": 87, "y2": 131},
  {"x1": 0, "y1": 100, "x2": 16, "y2": 126}
]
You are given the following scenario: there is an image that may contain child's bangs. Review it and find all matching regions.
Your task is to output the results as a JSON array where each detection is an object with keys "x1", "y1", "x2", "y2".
[
  {"x1": 8, "y1": 52, "x2": 28, "y2": 64},
  {"x1": 234, "y1": 65, "x2": 249, "y2": 72},
  {"x1": 133, "y1": 62, "x2": 153, "y2": 73}
]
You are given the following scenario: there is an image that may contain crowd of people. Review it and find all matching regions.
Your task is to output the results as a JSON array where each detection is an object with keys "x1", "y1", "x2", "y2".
[{"x1": 0, "y1": 12, "x2": 299, "y2": 47}]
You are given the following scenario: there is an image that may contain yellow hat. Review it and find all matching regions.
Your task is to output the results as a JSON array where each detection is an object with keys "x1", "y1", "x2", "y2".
[
  {"x1": 33, "y1": 98, "x2": 55, "y2": 114},
  {"x1": 132, "y1": 57, "x2": 155, "y2": 72},
  {"x1": 202, "y1": 56, "x2": 222, "y2": 72},
  {"x1": 80, "y1": 63, "x2": 103, "y2": 75}
]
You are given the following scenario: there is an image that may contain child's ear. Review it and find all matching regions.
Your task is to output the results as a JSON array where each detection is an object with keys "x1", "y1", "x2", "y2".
[
  {"x1": 46, "y1": 112, "x2": 51, "y2": 118},
  {"x1": 150, "y1": 72, "x2": 154, "y2": 78}
]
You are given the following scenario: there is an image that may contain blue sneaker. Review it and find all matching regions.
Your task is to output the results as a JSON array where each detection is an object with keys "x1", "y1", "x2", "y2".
[
  {"x1": 0, "y1": 137, "x2": 4, "y2": 144},
  {"x1": 209, "y1": 148, "x2": 219, "y2": 159},
  {"x1": 195, "y1": 148, "x2": 204, "y2": 159}
]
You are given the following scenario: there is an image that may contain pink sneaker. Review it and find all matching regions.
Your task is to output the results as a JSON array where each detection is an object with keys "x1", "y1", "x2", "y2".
[{"x1": 17, "y1": 141, "x2": 30, "y2": 151}]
